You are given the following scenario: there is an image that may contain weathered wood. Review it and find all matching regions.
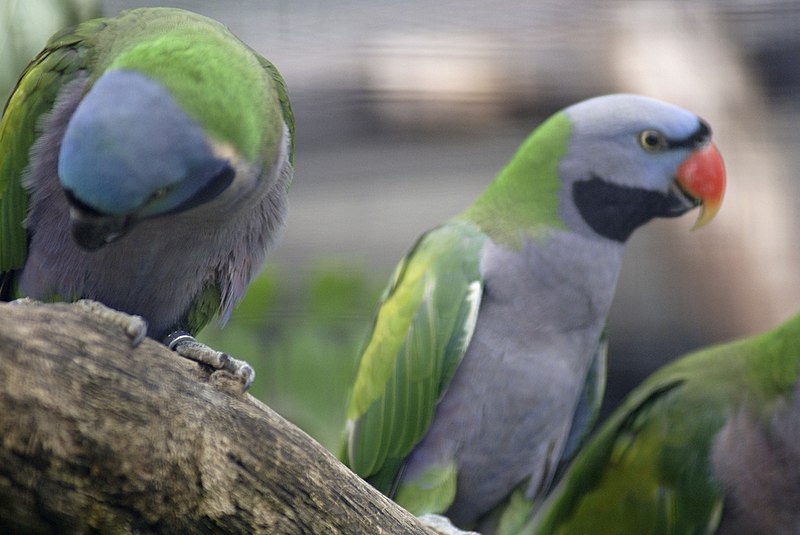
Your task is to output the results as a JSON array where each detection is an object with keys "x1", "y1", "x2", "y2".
[{"x1": 0, "y1": 301, "x2": 431, "y2": 534}]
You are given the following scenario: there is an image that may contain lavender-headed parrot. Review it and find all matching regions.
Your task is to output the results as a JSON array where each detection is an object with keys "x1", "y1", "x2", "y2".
[
  {"x1": 0, "y1": 7, "x2": 294, "y2": 391},
  {"x1": 528, "y1": 311, "x2": 800, "y2": 535},
  {"x1": 341, "y1": 94, "x2": 726, "y2": 529}
]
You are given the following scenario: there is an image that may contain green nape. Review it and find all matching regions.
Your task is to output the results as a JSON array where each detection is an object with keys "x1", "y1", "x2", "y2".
[
  {"x1": 99, "y1": 8, "x2": 282, "y2": 164},
  {"x1": 0, "y1": 173, "x2": 26, "y2": 270},
  {"x1": 461, "y1": 112, "x2": 571, "y2": 248}
]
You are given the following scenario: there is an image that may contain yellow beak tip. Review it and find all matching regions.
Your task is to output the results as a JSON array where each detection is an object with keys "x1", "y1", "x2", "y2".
[{"x1": 690, "y1": 201, "x2": 721, "y2": 230}]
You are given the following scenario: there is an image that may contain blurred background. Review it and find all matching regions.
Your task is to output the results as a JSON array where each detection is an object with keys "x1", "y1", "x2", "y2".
[{"x1": 3, "y1": 0, "x2": 799, "y2": 451}]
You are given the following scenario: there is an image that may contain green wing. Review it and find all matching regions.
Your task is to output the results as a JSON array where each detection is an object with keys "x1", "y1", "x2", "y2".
[
  {"x1": 528, "y1": 361, "x2": 734, "y2": 534},
  {"x1": 509, "y1": 313, "x2": 800, "y2": 535},
  {"x1": 0, "y1": 18, "x2": 103, "y2": 294},
  {"x1": 343, "y1": 220, "x2": 486, "y2": 493}
]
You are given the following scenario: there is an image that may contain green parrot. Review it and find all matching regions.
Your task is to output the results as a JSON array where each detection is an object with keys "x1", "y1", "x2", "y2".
[
  {"x1": 0, "y1": 7, "x2": 294, "y2": 389},
  {"x1": 526, "y1": 311, "x2": 800, "y2": 535},
  {"x1": 341, "y1": 94, "x2": 726, "y2": 530}
]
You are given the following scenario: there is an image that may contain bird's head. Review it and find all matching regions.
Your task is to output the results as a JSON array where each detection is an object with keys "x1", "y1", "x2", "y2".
[
  {"x1": 58, "y1": 69, "x2": 238, "y2": 250},
  {"x1": 57, "y1": 17, "x2": 286, "y2": 251},
  {"x1": 559, "y1": 94, "x2": 725, "y2": 242}
]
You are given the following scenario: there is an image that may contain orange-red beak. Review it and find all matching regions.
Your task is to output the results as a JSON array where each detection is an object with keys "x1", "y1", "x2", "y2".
[{"x1": 676, "y1": 143, "x2": 726, "y2": 229}]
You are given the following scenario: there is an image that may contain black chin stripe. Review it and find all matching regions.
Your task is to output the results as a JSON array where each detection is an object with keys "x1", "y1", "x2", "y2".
[{"x1": 572, "y1": 176, "x2": 689, "y2": 242}]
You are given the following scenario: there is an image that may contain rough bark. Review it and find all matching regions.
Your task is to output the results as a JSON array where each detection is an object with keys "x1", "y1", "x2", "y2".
[{"x1": 0, "y1": 301, "x2": 431, "y2": 534}]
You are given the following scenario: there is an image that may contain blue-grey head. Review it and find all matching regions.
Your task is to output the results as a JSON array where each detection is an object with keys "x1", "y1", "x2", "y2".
[
  {"x1": 58, "y1": 70, "x2": 234, "y2": 251},
  {"x1": 559, "y1": 94, "x2": 726, "y2": 241}
]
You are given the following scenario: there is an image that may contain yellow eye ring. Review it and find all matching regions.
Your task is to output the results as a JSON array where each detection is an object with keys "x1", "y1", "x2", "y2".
[{"x1": 639, "y1": 130, "x2": 668, "y2": 152}]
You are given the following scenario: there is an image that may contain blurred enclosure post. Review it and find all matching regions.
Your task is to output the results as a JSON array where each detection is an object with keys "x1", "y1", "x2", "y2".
[{"x1": 4, "y1": 0, "x2": 799, "y2": 443}]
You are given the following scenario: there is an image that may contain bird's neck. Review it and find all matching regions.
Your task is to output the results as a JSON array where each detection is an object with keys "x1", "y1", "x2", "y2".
[{"x1": 460, "y1": 112, "x2": 571, "y2": 248}]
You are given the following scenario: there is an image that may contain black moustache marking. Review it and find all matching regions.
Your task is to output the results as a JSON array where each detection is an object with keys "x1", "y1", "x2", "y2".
[{"x1": 573, "y1": 175, "x2": 696, "y2": 242}]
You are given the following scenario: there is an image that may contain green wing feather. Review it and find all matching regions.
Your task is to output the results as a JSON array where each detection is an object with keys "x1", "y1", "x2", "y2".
[
  {"x1": 529, "y1": 314, "x2": 800, "y2": 535},
  {"x1": 0, "y1": 18, "x2": 103, "y2": 293},
  {"x1": 528, "y1": 377, "x2": 724, "y2": 535},
  {"x1": 182, "y1": 285, "x2": 222, "y2": 336},
  {"x1": 343, "y1": 220, "x2": 486, "y2": 494}
]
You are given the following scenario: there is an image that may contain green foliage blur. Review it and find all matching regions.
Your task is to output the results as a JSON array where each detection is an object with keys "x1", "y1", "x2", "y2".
[{"x1": 199, "y1": 263, "x2": 382, "y2": 451}]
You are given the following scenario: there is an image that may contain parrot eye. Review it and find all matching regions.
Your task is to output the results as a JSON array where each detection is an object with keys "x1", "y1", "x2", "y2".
[
  {"x1": 639, "y1": 130, "x2": 668, "y2": 152},
  {"x1": 148, "y1": 187, "x2": 170, "y2": 203}
]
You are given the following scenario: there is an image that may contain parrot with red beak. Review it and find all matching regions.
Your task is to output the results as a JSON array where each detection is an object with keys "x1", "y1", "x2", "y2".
[{"x1": 341, "y1": 94, "x2": 725, "y2": 531}]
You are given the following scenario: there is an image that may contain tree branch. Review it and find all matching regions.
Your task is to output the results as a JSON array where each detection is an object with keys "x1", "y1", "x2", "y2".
[{"x1": 0, "y1": 301, "x2": 432, "y2": 534}]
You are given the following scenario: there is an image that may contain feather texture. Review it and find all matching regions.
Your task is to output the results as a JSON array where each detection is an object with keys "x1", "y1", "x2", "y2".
[{"x1": 0, "y1": 8, "x2": 294, "y2": 339}]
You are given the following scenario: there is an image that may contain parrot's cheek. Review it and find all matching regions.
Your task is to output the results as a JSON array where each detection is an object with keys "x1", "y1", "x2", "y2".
[{"x1": 68, "y1": 208, "x2": 133, "y2": 251}]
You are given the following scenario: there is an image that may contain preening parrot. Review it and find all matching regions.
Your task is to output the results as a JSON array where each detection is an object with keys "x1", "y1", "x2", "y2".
[
  {"x1": 341, "y1": 94, "x2": 726, "y2": 529},
  {"x1": 0, "y1": 7, "x2": 294, "y2": 389},
  {"x1": 527, "y1": 311, "x2": 800, "y2": 535}
]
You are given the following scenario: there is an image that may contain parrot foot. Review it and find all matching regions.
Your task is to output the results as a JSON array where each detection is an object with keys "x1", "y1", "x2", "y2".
[
  {"x1": 417, "y1": 515, "x2": 480, "y2": 535},
  {"x1": 11, "y1": 298, "x2": 147, "y2": 347},
  {"x1": 75, "y1": 299, "x2": 148, "y2": 347},
  {"x1": 165, "y1": 331, "x2": 255, "y2": 395}
]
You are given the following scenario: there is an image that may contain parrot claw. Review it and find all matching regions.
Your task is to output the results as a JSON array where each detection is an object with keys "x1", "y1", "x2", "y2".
[
  {"x1": 165, "y1": 331, "x2": 255, "y2": 394},
  {"x1": 11, "y1": 298, "x2": 147, "y2": 347},
  {"x1": 417, "y1": 514, "x2": 480, "y2": 535},
  {"x1": 74, "y1": 299, "x2": 148, "y2": 347}
]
